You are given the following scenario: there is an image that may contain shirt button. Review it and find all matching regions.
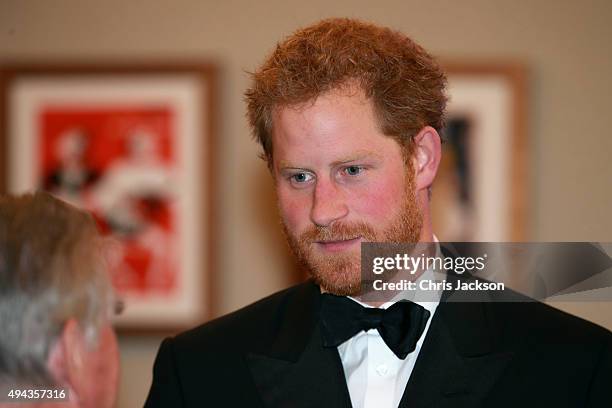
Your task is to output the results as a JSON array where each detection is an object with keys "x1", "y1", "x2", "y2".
[{"x1": 376, "y1": 364, "x2": 388, "y2": 376}]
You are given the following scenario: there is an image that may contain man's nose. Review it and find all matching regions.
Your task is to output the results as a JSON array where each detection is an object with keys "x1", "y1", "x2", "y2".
[{"x1": 310, "y1": 180, "x2": 349, "y2": 227}]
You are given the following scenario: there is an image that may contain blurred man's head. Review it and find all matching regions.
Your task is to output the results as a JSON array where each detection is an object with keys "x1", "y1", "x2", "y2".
[
  {"x1": 0, "y1": 192, "x2": 119, "y2": 408},
  {"x1": 245, "y1": 18, "x2": 446, "y2": 295}
]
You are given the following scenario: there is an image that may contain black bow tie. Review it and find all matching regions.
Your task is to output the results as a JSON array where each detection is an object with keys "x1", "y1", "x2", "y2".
[{"x1": 319, "y1": 293, "x2": 431, "y2": 359}]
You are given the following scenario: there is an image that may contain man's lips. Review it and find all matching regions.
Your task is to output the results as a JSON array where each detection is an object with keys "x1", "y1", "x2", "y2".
[{"x1": 315, "y1": 237, "x2": 362, "y2": 252}]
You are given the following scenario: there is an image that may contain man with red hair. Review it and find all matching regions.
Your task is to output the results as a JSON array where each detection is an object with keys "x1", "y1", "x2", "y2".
[{"x1": 146, "y1": 18, "x2": 611, "y2": 407}]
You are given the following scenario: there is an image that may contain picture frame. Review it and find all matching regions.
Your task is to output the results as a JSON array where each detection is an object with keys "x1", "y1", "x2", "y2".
[
  {"x1": 0, "y1": 63, "x2": 217, "y2": 332},
  {"x1": 432, "y1": 62, "x2": 528, "y2": 242}
]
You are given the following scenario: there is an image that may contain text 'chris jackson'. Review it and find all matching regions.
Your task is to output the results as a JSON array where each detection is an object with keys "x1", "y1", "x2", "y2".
[{"x1": 371, "y1": 279, "x2": 505, "y2": 292}]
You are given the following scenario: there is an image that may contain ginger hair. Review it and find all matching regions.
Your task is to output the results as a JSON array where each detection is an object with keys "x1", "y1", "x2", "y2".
[{"x1": 245, "y1": 17, "x2": 447, "y2": 165}]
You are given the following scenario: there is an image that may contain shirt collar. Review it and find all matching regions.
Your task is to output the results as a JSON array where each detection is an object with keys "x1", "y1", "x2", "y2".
[{"x1": 348, "y1": 236, "x2": 443, "y2": 315}]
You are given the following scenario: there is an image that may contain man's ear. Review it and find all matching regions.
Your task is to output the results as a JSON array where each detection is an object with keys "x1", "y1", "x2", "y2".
[
  {"x1": 46, "y1": 319, "x2": 86, "y2": 404},
  {"x1": 49, "y1": 318, "x2": 86, "y2": 402},
  {"x1": 411, "y1": 126, "x2": 442, "y2": 191}
]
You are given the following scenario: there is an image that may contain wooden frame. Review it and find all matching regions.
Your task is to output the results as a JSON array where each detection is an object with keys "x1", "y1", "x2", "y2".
[
  {"x1": 431, "y1": 62, "x2": 528, "y2": 242},
  {"x1": 0, "y1": 63, "x2": 217, "y2": 333}
]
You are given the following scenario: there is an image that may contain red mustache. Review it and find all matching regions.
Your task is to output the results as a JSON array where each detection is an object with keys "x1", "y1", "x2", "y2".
[{"x1": 298, "y1": 221, "x2": 377, "y2": 244}]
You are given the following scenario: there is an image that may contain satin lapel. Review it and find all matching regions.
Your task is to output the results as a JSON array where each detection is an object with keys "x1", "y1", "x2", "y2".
[
  {"x1": 247, "y1": 324, "x2": 352, "y2": 408},
  {"x1": 245, "y1": 281, "x2": 352, "y2": 408},
  {"x1": 398, "y1": 298, "x2": 514, "y2": 408}
]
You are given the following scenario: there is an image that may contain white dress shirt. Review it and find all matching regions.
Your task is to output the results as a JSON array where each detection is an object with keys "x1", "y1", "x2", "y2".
[
  {"x1": 338, "y1": 294, "x2": 439, "y2": 408},
  {"x1": 337, "y1": 240, "x2": 444, "y2": 408}
]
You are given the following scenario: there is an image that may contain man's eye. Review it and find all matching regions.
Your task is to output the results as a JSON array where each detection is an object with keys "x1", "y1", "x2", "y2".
[
  {"x1": 114, "y1": 299, "x2": 125, "y2": 316},
  {"x1": 344, "y1": 166, "x2": 364, "y2": 176},
  {"x1": 291, "y1": 172, "x2": 313, "y2": 183}
]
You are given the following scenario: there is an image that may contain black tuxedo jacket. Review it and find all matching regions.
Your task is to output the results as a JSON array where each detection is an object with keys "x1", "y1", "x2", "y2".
[{"x1": 144, "y1": 280, "x2": 612, "y2": 407}]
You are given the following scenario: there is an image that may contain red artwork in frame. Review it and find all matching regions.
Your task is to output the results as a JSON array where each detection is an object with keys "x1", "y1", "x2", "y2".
[
  {"x1": 39, "y1": 107, "x2": 178, "y2": 296},
  {"x1": 0, "y1": 64, "x2": 217, "y2": 332}
]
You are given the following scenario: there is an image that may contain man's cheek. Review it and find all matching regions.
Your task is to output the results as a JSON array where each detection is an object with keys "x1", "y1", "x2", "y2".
[
  {"x1": 278, "y1": 194, "x2": 310, "y2": 230},
  {"x1": 351, "y1": 183, "x2": 403, "y2": 219}
]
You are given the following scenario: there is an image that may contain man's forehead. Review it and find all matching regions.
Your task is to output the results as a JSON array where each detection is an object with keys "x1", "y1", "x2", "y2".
[
  {"x1": 273, "y1": 81, "x2": 367, "y2": 111},
  {"x1": 272, "y1": 96, "x2": 377, "y2": 144}
]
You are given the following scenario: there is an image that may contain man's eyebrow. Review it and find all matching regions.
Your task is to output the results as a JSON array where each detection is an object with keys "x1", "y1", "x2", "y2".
[
  {"x1": 277, "y1": 152, "x2": 383, "y2": 171},
  {"x1": 330, "y1": 151, "x2": 382, "y2": 166},
  {"x1": 277, "y1": 160, "x2": 307, "y2": 170}
]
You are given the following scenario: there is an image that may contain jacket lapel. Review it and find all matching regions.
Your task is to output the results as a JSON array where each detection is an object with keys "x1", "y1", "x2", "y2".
[
  {"x1": 245, "y1": 281, "x2": 352, "y2": 408},
  {"x1": 398, "y1": 283, "x2": 514, "y2": 408}
]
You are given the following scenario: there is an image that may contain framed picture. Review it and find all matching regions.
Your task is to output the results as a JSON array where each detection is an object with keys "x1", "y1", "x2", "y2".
[
  {"x1": 0, "y1": 64, "x2": 216, "y2": 332},
  {"x1": 431, "y1": 62, "x2": 528, "y2": 242}
]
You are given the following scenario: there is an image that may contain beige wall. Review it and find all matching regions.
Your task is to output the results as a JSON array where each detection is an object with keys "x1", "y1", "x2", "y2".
[{"x1": 1, "y1": 1, "x2": 611, "y2": 406}]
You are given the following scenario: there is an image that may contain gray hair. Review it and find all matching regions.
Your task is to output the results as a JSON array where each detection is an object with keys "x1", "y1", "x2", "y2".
[{"x1": 0, "y1": 191, "x2": 113, "y2": 385}]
